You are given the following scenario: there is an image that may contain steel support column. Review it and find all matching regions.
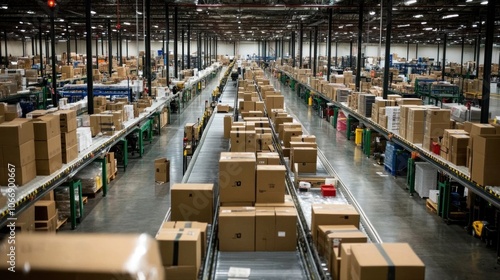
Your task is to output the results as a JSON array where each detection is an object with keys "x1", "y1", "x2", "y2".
[
  {"x1": 95, "y1": 37, "x2": 99, "y2": 70},
  {"x1": 349, "y1": 40, "x2": 353, "y2": 68},
  {"x1": 50, "y1": 8, "x2": 58, "y2": 107},
  {"x1": 174, "y1": 6, "x2": 178, "y2": 78},
  {"x1": 309, "y1": 31, "x2": 312, "y2": 70},
  {"x1": 107, "y1": 19, "x2": 112, "y2": 76},
  {"x1": 313, "y1": 26, "x2": 318, "y2": 77},
  {"x1": 66, "y1": 23, "x2": 70, "y2": 65},
  {"x1": 291, "y1": 31, "x2": 295, "y2": 67},
  {"x1": 181, "y1": 29, "x2": 185, "y2": 70},
  {"x1": 406, "y1": 41, "x2": 410, "y2": 62},
  {"x1": 415, "y1": 43, "x2": 418, "y2": 60},
  {"x1": 165, "y1": 2, "x2": 169, "y2": 80},
  {"x1": 145, "y1": 0, "x2": 152, "y2": 94},
  {"x1": 355, "y1": 1, "x2": 364, "y2": 90},
  {"x1": 86, "y1": 0, "x2": 94, "y2": 114},
  {"x1": 480, "y1": 0, "x2": 495, "y2": 124},
  {"x1": 327, "y1": 9, "x2": 333, "y2": 77},
  {"x1": 299, "y1": 23, "x2": 304, "y2": 68},
  {"x1": 382, "y1": 0, "x2": 392, "y2": 99},
  {"x1": 39, "y1": 20, "x2": 43, "y2": 75},
  {"x1": 187, "y1": 24, "x2": 191, "y2": 69},
  {"x1": 441, "y1": 33, "x2": 447, "y2": 81},
  {"x1": 460, "y1": 36, "x2": 464, "y2": 76}
]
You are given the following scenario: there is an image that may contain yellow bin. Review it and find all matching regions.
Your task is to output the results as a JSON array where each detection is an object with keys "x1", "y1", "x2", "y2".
[
  {"x1": 355, "y1": 128, "x2": 363, "y2": 146},
  {"x1": 308, "y1": 96, "x2": 313, "y2": 106}
]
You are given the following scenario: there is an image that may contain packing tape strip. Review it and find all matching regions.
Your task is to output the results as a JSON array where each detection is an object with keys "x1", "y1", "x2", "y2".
[
  {"x1": 374, "y1": 243, "x2": 395, "y2": 280},
  {"x1": 172, "y1": 232, "x2": 183, "y2": 266}
]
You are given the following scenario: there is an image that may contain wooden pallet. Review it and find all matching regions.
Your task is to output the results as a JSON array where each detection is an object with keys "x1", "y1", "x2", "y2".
[
  {"x1": 56, "y1": 217, "x2": 68, "y2": 230},
  {"x1": 426, "y1": 199, "x2": 438, "y2": 214},
  {"x1": 83, "y1": 185, "x2": 102, "y2": 198},
  {"x1": 107, "y1": 171, "x2": 118, "y2": 184},
  {"x1": 82, "y1": 196, "x2": 88, "y2": 205}
]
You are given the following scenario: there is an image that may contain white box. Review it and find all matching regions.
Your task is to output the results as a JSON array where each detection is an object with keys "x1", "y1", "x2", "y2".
[{"x1": 429, "y1": 190, "x2": 440, "y2": 204}]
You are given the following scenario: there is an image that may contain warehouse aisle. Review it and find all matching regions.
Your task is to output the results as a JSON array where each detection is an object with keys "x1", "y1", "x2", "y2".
[
  {"x1": 69, "y1": 68, "x2": 226, "y2": 236},
  {"x1": 269, "y1": 75, "x2": 500, "y2": 279}
]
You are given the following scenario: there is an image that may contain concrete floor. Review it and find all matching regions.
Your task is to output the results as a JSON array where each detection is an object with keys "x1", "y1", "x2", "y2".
[{"x1": 63, "y1": 67, "x2": 500, "y2": 279}]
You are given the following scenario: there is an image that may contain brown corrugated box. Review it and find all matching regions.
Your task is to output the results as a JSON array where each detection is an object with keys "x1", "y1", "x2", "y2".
[
  {"x1": 52, "y1": 109, "x2": 77, "y2": 132},
  {"x1": 156, "y1": 228, "x2": 201, "y2": 270},
  {"x1": 258, "y1": 133, "x2": 273, "y2": 151},
  {"x1": 350, "y1": 243, "x2": 425, "y2": 280},
  {"x1": 62, "y1": 144, "x2": 79, "y2": 164},
  {"x1": 219, "y1": 153, "x2": 256, "y2": 203},
  {"x1": 61, "y1": 130, "x2": 78, "y2": 148},
  {"x1": 170, "y1": 184, "x2": 214, "y2": 223},
  {"x1": 154, "y1": 157, "x2": 170, "y2": 183},
  {"x1": 160, "y1": 221, "x2": 208, "y2": 257},
  {"x1": 311, "y1": 204, "x2": 360, "y2": 245},
  {"x1": 0, "y1": 118, "x2": 34, "y2": 146},
  {"x1": 218, "y1": 207, "x2": 256, "y2": 251},
  {"x1": 0, "y1": 160, "x2": 36, "y2": 186},
  {"x1": 256, "y1": 165, "x2": 286, "y2": 203},
  {"x1": 290, "y1": 135, "x2": 316, "y2": 143},
  {"x1": 471, "y1": 134, "x2": 500, "y2": 186},
  {"x1": 223, "y1": 115, "x2": 232, "y2": 139},
  {"x1": 230, "y1": 130, "x2": 246, "y2": 152},
  {"x1": 35, "y1": 153, "x2": 62, "y2": 175},
  {"x1": 257, "y1": 152, "x2": 280, "y2": 165},
  {"x1": 2, "y1": 139, "x2": 35, "y2": 166},
  {"x1": 291, "y1": 147, "x2": 317, "y2": 163},
  {"x1": 164, "y1": 266, "x2": 198, "y2": 280},
  {"x1": 35, "y1": 135, "x2": 62, "y2": 159},
  {"x1": 340, "y1": 243, "x2": 365, "y2": 280},
  {"x1": 32, "y1": 114, "x2": 61, "y2": 141},
  {"x1": 318, "y1": 225, "x2": 367, "y2": 257},
  {"x1": 255, "y1": 194, "x2": 294, "y2": 208},
  {"x1": 255, "y1": 207, "x2": 275, "y2": 251},
  {"x1": 275, "y1": 207, "x2": 297, "y2": 251}
]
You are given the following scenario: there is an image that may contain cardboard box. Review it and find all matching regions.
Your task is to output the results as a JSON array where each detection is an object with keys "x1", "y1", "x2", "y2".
[
  {"x1": 36, "y1": 153, "x2": 62, "y2": 175},
  {"x1": 2, "y1": 140, "x2": 35, "y2": 166},
  {"x1": 320, "y1": 225, "x2": 368, "y2": 257},
  {"x1": 294, "y1": 162, "x2": 317, "y2": 173},
  {"x1": 0, "y1": 118, "x2": 34, "y2": 146},
  {"x1": 256, "y1": 165, "x2": 286, "y2": 203},
  {"x1": 258, "y1": 133, "x2": 273, "y2": 151},
  {"x1": 255, "y1": 194, "x2": 295, "y2": 208},
  {"x1": 154, "y1": 157, "x2": 170, "y2": 183},
  {"x1": 60, "y1": 130, "x2": 78, "y2": 148},
  {"x1": 156, "y1": 228, "x2": 201, "y2": 269},
  {"x1": 170, "y1": 184, "x2": 214, "y2": 223},
  {"x1": 283, "y1": 128, "x2": 303, "y2": 147},
  {"x1": 311, "y1": 204, "x2": 360, "y2": 245},
  {"x1": 255, "y1": 207, "x2": 276, "y2": 251},
  {"x1": 471, "y1": 135, "x2": 500, "y2": 186},
  {"x1": 290, "y1": 135, "x2": 316, "y2": 143},
  {"x1": 32, "y1": 114, "x2": 61, "y2": 141},
  {"x1": 223, "y1": 115, "x2": 232, "y2": 139},
  {"x1": 257, "y1": 152, "x2": 281, "y2": 165},
  {"x1": 35, "y1": 135, "x2": 62, "y2": 160},
  {"x1": 217, "y1": 104, "x2": 230, "y2": 113},
  {"x1": 219, "y1": 153, "x2": 256, "y2": 203},
  {"x1": 62, "y1": 144, "x2": 79, "y2": 163},
  {"x1": 425, "y1": 109, "x2": 451, "y2": 124},
  {"x1": 340, "y1": 243, "x2": 364, "y2": 280},
  {"x1": 0, "y1": 233, "x2": 164, "y2": 279},
  {"x1": 53, "y1": 109, "x2": 77, "y2": 132},
  {"x1": 160, "y1": 221, "x2": 208, "y2": 257},
  {"x1": 291, "y1": 147, "x2": 317, "y2": 163},
  {"x1": 230, "y1": 131, "x2": 246, "y2": 152},
  {"x1": 218, "y1": 207, "x2": 255, "y2": 251},
  {"x1": 89, "y1": 114, "x2": 101, "y2": 137},
  {"x1": 275, "y1": 207, "x2": 297, "y2": 251},
  {"x1": 34, "y1": 200, "x2": 56, "y2": 220},
  {"x1": 350, "y1": 243, "x2": 425, "y2": 280},
  {"x1": 245, "y1": 131, "x2": 257, "y2": 152},
  {"x1": 164, "y1": 266, "x2": 198, "y2": 280},
  {"x1": 0, "y1": 160, "x2": 37, "y2": 186}
]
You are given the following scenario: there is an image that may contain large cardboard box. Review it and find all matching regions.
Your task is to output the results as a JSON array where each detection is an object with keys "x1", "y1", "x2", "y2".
[
  {"x1": 340, "y1": 243, "x2": 364, "y2": 280},
  {"x1": 35, "y1": 135, "x2": 62, "y2": 159},
  {"x1": 318, "y1": 225, "x2": 367, "y2": 256},
  {"x1": 0, "y1": 160, "x2": 36, "y2": 186},
  {"x1": 255, "y1": 207, "x2": 276, "y2": 251},
  {"x1": 283, "y1": 128, "x2": 303, "y2": 147},
  {"x1": 223, "y1": 115, "x2": 232, "y2": 139},
  {"x1": 0, "y1": 233, "x2": 164, "y2": 280},
  {"x1": 275, "y1": 207, "x2": 297, "y2": 251},
  {"x1": 164, "y1": 266, "x2": 198, "y2": 280},
  {"x1": 219, "y1": 153, "x2": 256, "y2": 203},
  {"x1": 291, "y1": 147, "x2": 317, "y2": 163},
  {"x1": 0, "y1": 119, "x2": 34, "y2": 146},
  {"x1": 155, "y1": 228, "x2": 201, "y2": 270},
  {"x1": 257, "y1": 152, "x2": 281, "y2": 165},
  {"x1": 255, "y1": 194, "x2": 295, "y2": 208},
  {"x1": 160, "y1": 221, "x2": 208, "y2": 256},
  {"x1": 258, "y1": 133, "x2": 273, "y2": 151},
  {"x1": 2, "y1": 140, "x2": 35, "y2": 166},
  {"x1": 230, "y1": 131, "x2": 246, "y2": 152},
  {"x1": 218, "y1": 207, "x2": 256, "y2": 251},
  {"x1": 32, "y1": 114, "x2": 61, "y2": 141},
  {"x1": 291, "y1": 135, "x2": 317, "y2": 143},
  {"x1": 425, "y1": 109, "x2": 451, "y2": 124},
  {"x1": 61, "y1": 130, "x2": 78, "y2": 148},
  {"x1": 245, "y1": 131, "x2": 257, "y2": 152},
  {"x1": 62, "y1": 144, "x2": 79, "y2": 164},
  {"x1": 89, "y1": 114, "x2": 101, "y2": 137},
  {"x1": 294, "y1": 162, "x2": 317, "y2": 173},
  {"x1": 350, "y1": 243, "x2": 425, "y2": 280},
  {"x1": 34, "y1": 200, "x2": 56, "y2": 220},
  {"x1": 256, "y1": 165, "x2": 286, "y2": 203},
  {"x1": 154, "y1": 157, "x2": 170, "y2": 183},
  {"x1": 311, "y1": 204, "x2": 360, "y2": 245},
  {"x1": 36, "y1": 153, "x2": 62, "y2": 175},
  {"x1": 170, "y1": 184, "x2": 214, "y2": 223},
  {"x1": 471, "y1": 135, "x2": 500, "y2": 186}
]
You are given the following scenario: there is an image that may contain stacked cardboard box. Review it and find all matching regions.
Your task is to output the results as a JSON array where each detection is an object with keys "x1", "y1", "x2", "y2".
[
  {"x1": 256, "y1": 165, "x2": 286, "y2": 203},
  {"x1": 449, "y1": 134, "x2": 469, "y2": 166},
  {"x1": 219, "y1": 152, "x2": 256, "y2": 205},
  {"x1": 311, "y1": 204, "x2": 360, "y2": 247},
  {"x1": 257, "y1": 152, "x2": 281, "y2": 165},
  {"x1": 423, "y1": 109, "x2": 451, "y2": 151},
  {"x1": 156, "y1": 228, "x2": 201, "y2": 280},
  {"x1": 33, "y1": 115, "x2": 62, "y2": 176},
  {"x1": 160, "y1": 221, "x2": 208, "y2": 257},
  {"x1": 0, "y1": 119, "x2": 37, "y2": 185},
  {"x1": 357, "y1": 94, "x2": 376, "y2": 117},
  {"x1": 219, "y1": 207, "x2": 256, "y2": 251},
  {"x1": 170, "y1": 183, "x2": 214, "y2": 223},
  {"x1": 467, "y1": 123, "x2": 500, "y2": 186},
  {"x1": 398, "y1": 105, "x2": 420, "y2": 139},
  {"x1": 255, "y1": 206, "x2": 297, "y2": 251},
  {"x1": 34, "y1": 200, "x2": 58, "y2": 232},
  {"x1": 154, "y1": 157, "x2": 170, "y2": 183},
  {"x1": 53, "y1": 110, "x2": 78, "y2": 163},
  {"x1": 440, "y1": 129, "x2": 469, "y2": 162},
  {"x1": 467, "y1": 123, "x2": 498, "y2": 169},
  {"x1": 384, "y1": 106, "x2": 401, "y2": 134},
  {"x1": 93, "y1": 96, "x2": 107, "y2": 113},
  {"x1": 406, "y1": 108, "x2": 426, "y2": 144},
  {"x1": 265, "y1": 95, "x2": 285, "y2": 115},
  {"x1": 290, "y1": 147, "x2": 317, "y2": 173},
  {"x1": 76, "y1": 127, "x2": 92, "y2": 152}
]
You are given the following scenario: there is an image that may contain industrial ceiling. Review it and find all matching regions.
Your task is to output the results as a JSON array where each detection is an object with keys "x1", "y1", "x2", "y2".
[{"x1": 0, "y1": 0, "x2": 498, "y2": 46}]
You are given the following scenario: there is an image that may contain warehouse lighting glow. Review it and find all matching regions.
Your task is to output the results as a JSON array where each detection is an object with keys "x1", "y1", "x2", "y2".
[
  {"x1": 27, "y1": 10, "x2": 34, "y2": 14},
  {"x1": 421, "y1": 22, "x2": 427, "y2": 25},
  {"x1": 1, "y1": 5, "x2": 7, "y2": 9},
  {"x1": 397, "y1": 24, "x2": 410, "y2": 28},
  {"x1": 91, "y1": 10, "x2": 96, "y2": 15},
  {"x1": 423, "y1": 27, "x2": 433, "y2": 30},
  {"x1": 413, "y1": 14, "x2": 423, "y2": 18},
  {"x1": 406, "y1": 0, "x2": 417, "y2": 5},
  {"x1": 123, "y1": 22, "x2": 131, "y2": 25},
  {"x1": 442, "y1": 14, "x2": 459, "y2": 19},
  {"x1": 369, "y1": 11, "x2": 375, "y2": 15},
  {"x1": 481, "y1": 1, "x2": 488, "y2": 4}
]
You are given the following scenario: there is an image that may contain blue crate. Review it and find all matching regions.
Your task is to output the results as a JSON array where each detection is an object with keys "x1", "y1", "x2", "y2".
[{"x1": 384, "y1": 142, "x2": 409, "y2": 176}]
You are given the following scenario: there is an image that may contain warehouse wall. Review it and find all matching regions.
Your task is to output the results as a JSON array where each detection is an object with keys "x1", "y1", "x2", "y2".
[{"x1": 3, "y1": 39, "x2": 499, "y2": 68}]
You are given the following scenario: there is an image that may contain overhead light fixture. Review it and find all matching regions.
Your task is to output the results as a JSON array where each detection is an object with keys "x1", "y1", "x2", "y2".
[
  {"x1": 406, "y1": 0, "x2": 417, "y2": 5},
  {"x1": 136, "y1": 11, "x2": 142, "y2": 15},
  {"x1": 338, "y1": 25, "x2": 344, "y2": 29},
  {"x1": 91, "y1": 10, "x2": 96, "y2": 15},
  {"x1": 423, "y1": 27, "x2": 433, "y2": 31},
  {"x1": 442, "y1": 14, "x2": 459, "y2": 19},
  {"x1": 397, "y1": 24, "x2": 410, "y2": 28},
  {"x1": 421, "y1": 22, "x2": 427, "y2": 25},
  {"x1": 481, "y1": 1, "x2": 488, "y2": 4},
  {"x1": 472, "y1": 24, "x2": 477, "y2": 27},
  {"x1": 19, "y1": 21, "x2": 23, "y2": 24},
  {"x1": 59, "y1": 19, "x2": 64, "y2": 22},
  {"x1": 153, "y1": 25, "x2": 158, "y2": 28},
  {"x1": 196, "y1": 8, "x2": 202, "y2": 12},
  {"x1": 123, "y1": 22, "x2": 131, "y2": 25},
  {"x1": 413, "y1": 14, "x2": 423, "y2": 18},
  {"x1": 27, "y1": 10, "x2": 34, "y2": 14},
  {"x1": 369, "y1": 11, "x2": 375, "y2": 15},
  {"x1": 1, "y1": 5, "x2": 7, "y2": 9}
]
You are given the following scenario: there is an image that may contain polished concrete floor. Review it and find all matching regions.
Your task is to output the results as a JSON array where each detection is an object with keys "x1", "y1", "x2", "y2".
[{"x1": 65, "y1": 67, "x2": 500, "y2": 279}]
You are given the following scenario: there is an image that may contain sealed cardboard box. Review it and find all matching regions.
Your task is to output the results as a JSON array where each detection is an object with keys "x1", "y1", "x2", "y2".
[
  {"x1": 245, "y1": 131, "x2": 257, "y2": 152},
  {"x1": 256, "y1": 165, "x2": 286, "y2": 203},
  {"x1": 425, "y1": 109, "x2": 451, "y2": 124},
  {"x1": 230, "y1": 131, "x2": 246, "y2": 152},
  {"x1": 33, "y1": 114, "x2": 61, "y2": 140},
  {"x1": 218, "y1": 207, "x2": 255, "y2": 251},
  {"x1": 154, "y1": 157, "x2": 170, "y2": 183},
  {"x1": 2, "y1": 139, "x2": 35, "y2": 166},
  {"x1": 255, "y1": 207, "x2": 276, "y2": 251},
  {"x1": 60, "y1": 130, "x2": 78, "y2": 150},
  {"x1": 0, "y1": 160, "x2": 37, "y2": 186},
  {"x1": 291, "y1": 135, "x2": 316, "y2": 143},
  {"x1": 219, "y1": 153, "x2": 256, "y2": 203},
  {"x1": 164, "y1": 266, "x2": 198, "y2": 280},
  {"x1": 283, "y1": 128, "x2": 303, "y2": 147},
  {"x1": 311, "y1": 204, "x2": 360, "y2": 244},
  {"x1": 223, "y1": 115, "x2": 232, "y2": 139},
  {"x1": 34, "y1": 200, "x2": 57, "y2": 220},
  {"x1": 217, "y1": 104, "x2": 230, "y2": 113},
  {"x1": 156, "y1": 228, "x2": 201, "y2": 269},
  {"x1": 62, "y1": 144, "x2": 79, "y2": 164},
  {"x1": 89, "y1": 114, "x2": 101, "y2": 137},
  {"x1": 0, "y1": 118, "x2": 34, "y2": 146},
  {"x1": 170, "y1": 184, "x2": 214, "y2": 223},
  {"x1": 0, "y1": 233, "x2": 165, "y2": 280},
  {"x1": 36, "y1": 153, "x2": 62, "y2": 175},
  {"x1": 350, "y1": 243, "x2": 425, "y2": 280},
  {"x1": 291, "y1": 147, "x2": 317, "y2": 163},
  {"x1": 471, "y1": 135, "x2": 500, "y2": 186},
  {"x1": 35, "y1": 135, "x2": 62, "y2": 159},
  {"x1": 275, "y1": 207, "x2": 297, "y2": 251},
  {"x1": 294, "y1": 162, "x2": 317, "y2": 173},
  {"x1": 184, "y1": 123, "x2": 195, "y2": 139},
  {"x1": 160, "y1": 221, "x2": 208, "y2": 256},
  {"x1": 257, "y1": 152, "x2": 281, "y2": 165},
  {"x1": 258, "y1": 133, "x2": 273, "y2": 151},
  {"x1": 321, "y1": 225, "x2": 368, "y2": 257},
  {"x1": 340, "y1": 243, "x2": 364, "y2": 280},
  {"x1": 53, "y1": 109, "x2": 77, "y2": 132}
]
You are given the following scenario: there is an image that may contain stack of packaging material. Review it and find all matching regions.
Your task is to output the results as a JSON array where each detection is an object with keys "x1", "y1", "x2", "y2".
[
  {"x1": 34, "y1": 199, "x2": 58, "y2": 232},
  {"x1": 357, "y1": 94, "x2": 376, "y2": 117},
  {"x1": 33, "y1": 115, "x2": 62, "y2": 175},
  {"x1": 76, "y1": 127, "x2": 92, "y2": 152},
  {"x1": 423, "y1": 109, "x2": 451, "y2": 150},
  {"x1": 53, "y1": 110, "x2": 78, "y2": 163},
  {"x1": 384, "y1": 106, "x2": 401, "y2": 134},
  {"x1": 75, "y1": 162, "x2": 103, "y2": 194}
]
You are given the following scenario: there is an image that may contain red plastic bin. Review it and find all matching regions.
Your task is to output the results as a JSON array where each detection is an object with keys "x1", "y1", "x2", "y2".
[{"x1": 321, "y1": 184, "x2": 336, "y2": 197}]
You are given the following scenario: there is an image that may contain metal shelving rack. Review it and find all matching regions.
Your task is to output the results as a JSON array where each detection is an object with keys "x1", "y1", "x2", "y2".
[{"x1": 59, "y1": 84, "x2": 133, "y2": 102}]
